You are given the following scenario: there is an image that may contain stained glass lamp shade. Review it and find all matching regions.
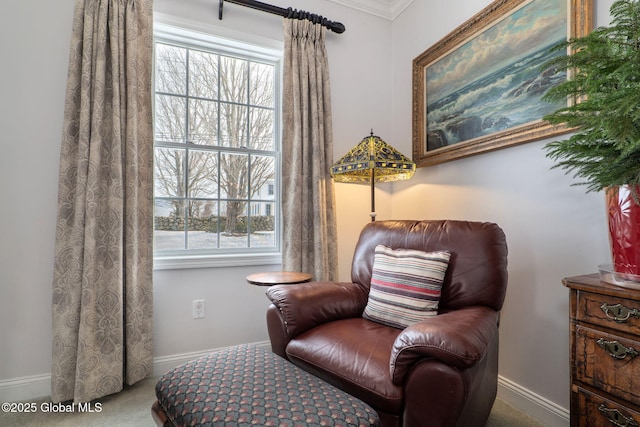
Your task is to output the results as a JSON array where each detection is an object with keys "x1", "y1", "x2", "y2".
[{"x1": 330, "y1": 131, "x2": 416, "y2": 221}]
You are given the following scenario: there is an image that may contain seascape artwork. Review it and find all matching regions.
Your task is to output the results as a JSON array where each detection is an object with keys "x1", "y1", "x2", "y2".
[{"x1": 425, "y1": 0, "x2": 568, "y2": 149}]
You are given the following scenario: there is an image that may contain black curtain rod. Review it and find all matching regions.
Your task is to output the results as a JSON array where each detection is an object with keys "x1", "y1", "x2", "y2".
[{"x1": 218, "y1": 0, "x2": 346, "y2": 34}]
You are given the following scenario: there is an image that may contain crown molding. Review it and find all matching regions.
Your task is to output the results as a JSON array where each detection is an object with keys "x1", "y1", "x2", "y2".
[{"x1": 325, "y1": 0, "x2": 413, "y2": 20}]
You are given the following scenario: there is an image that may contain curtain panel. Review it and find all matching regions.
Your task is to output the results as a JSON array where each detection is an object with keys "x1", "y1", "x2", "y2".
[
  {"x1": 282, "y1": 19, "x2": 338, "y2": 281},
  {"x1": 51, "y1": 0, "x2": 154, "y2": 403}
]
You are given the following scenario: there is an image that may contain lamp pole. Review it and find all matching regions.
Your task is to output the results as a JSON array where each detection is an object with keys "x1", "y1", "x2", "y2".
[
  {"x1": 370, "y1": 168, "x2": 376, "y2": 222},
  {"x1": 369, "y1": 134, "x2": 376, "y2": 222}
]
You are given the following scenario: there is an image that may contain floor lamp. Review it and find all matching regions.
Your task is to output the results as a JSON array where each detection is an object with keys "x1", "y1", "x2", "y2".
[{"x1": 330, "y1": 131, "x2": 416, "y2": 221}]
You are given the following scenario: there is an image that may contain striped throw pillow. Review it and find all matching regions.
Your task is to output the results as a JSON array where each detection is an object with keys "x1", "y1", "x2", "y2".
[{"x1": 362, "y1": 245, "x2": 451, "y2": 329}]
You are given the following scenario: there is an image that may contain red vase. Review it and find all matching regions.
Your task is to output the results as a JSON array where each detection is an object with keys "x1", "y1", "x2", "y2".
[{"x1": 606, "y1": 185, "x2": 640, "y2": 276}]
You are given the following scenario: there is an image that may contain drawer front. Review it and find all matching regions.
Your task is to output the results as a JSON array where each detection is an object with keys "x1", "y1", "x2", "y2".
[
  {"x1": 575, "y1": 325, "x2": 640, "y2": 406},
  {"x1": 574, "y1": 385, "x2": 640, "y2": 427},
  {"x1": 577, "y1": 291, "x2": 640, "y2": 335}
]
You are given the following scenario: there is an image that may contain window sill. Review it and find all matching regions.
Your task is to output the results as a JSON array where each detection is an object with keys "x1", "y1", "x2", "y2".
[{"x1": 154, "y1": 252, "x2": 282, "y2": 270}]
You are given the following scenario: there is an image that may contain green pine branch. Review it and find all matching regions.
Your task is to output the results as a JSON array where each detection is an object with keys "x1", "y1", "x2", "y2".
[{"x1": 541, "y1": 0, "x2": 640, "y2": 192}]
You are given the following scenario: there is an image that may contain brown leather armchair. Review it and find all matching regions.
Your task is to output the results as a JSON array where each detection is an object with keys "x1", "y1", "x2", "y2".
[{"x1": 265, "y1": 220, "x2": 508, "y2": 427}]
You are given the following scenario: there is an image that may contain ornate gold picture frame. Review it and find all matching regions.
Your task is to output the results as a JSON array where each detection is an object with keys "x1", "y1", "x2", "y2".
[{"x1": 412, "y1": 0, "x2": 593, "y2": 167}]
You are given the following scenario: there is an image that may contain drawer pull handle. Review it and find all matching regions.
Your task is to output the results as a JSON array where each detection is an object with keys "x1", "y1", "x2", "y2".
[
  {"x1": 598, "y1": 404, "x2": 639, "y2": 427},
  {"x1": 601, "y1": 303, "x2": 640, "y2": 323},
  {"x1": 597, "y1": 338, "x2": 639, "y2": 360}
]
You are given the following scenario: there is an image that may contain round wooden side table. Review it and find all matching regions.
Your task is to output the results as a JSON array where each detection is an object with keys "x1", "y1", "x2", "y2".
[{"x1": 246, "y1": 271, "x2": 312, "y2": 286}]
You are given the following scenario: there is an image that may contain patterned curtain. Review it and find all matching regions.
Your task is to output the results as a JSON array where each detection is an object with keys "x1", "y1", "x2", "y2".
[
  {"x1": 282, "y1": 19, "x2": 338, "y2": 281},
  {"x1": 51, "y1": 0, "x2": 154, "y2": 403}
]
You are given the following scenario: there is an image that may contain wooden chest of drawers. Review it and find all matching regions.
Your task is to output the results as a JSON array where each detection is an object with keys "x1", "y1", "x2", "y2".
[{"x1": 565, "y1": 274, "x2": 640, "y2": 427}]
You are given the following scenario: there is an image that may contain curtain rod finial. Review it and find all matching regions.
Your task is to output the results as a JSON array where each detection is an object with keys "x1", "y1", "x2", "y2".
[{"x1": 330, "y1": 21, "x2": 346, "y2": 34}]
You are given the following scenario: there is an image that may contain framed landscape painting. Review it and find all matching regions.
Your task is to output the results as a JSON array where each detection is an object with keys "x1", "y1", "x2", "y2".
[{"x1": 412, "y1": 0, "x2": 593, "y2": 167}]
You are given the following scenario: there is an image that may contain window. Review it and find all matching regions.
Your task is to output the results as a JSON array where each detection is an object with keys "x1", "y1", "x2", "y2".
[{"x1": 153, "y1": 27, "x2": 281, "y2": 268}]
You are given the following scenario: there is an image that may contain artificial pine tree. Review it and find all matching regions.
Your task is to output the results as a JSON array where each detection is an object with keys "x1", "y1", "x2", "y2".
[{"x1": 542, "y1": 0, "x2": 640, "y2": 193}]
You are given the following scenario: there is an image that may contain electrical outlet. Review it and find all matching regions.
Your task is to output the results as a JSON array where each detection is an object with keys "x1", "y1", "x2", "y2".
[{"x1": 193, "y1": 300, "x2": 205, "y2": 319}]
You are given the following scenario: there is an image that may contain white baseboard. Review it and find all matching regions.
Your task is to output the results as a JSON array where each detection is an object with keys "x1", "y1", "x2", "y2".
[
  {"x1": 0, "y1": 341, "x2": 271, "y2": 403},
  {"x1": 0, "y1": 374, "x2": 51, "y2": 403},
  {"x1": 152, "y1": 341, "x2": 270, "y2": 377},
  {"x1": 152, "y1": 349, "x2": 215, "y2": 378},
  {"x1": 498, "y1": 375, "x2": 570, "y2": 427}
]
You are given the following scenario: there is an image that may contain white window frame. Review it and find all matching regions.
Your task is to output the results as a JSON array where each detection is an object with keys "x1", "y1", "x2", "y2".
[{"x1": 153, "y1": 18, "x2": 283, "y2": 270}]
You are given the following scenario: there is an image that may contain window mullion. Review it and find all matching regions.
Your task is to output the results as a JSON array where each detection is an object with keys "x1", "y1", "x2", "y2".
[
  {"x1": 216, "y1": 53, "x2": 222, "y2": 249},
  {"x1": 184, "y1": 47, "x2": 191, "y2": 250},
  {"x1": 246, "y1": 63, "x2": 252, "y2": 247}
]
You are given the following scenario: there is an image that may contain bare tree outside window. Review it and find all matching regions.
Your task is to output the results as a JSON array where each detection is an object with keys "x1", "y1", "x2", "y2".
[{"x1": 153, "y1": 41, "x2": 279, "y2": 253}]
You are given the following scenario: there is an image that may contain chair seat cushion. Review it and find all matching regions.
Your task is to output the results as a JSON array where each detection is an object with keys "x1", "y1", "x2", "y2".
[{"x1": 285, "y1": 318, "x2": 404, "y2": 415}]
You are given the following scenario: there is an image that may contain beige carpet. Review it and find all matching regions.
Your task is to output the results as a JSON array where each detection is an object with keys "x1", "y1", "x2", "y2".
[{"x1": 0, "y1": 376, "x2": 546, "y2": 426}]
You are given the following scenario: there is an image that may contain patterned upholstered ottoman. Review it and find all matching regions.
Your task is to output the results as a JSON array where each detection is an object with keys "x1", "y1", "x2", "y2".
[{"x1": 151, "y1": 344, "x2": 379, "y2": 426}]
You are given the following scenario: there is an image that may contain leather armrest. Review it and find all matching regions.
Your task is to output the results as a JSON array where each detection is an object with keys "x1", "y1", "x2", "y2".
[
  {"x1": 265, "y1": 281, "x2": 369, "y2": 337},
  {"x1": 389, "y1": 306, "x2": 499, "y2": 384}
]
